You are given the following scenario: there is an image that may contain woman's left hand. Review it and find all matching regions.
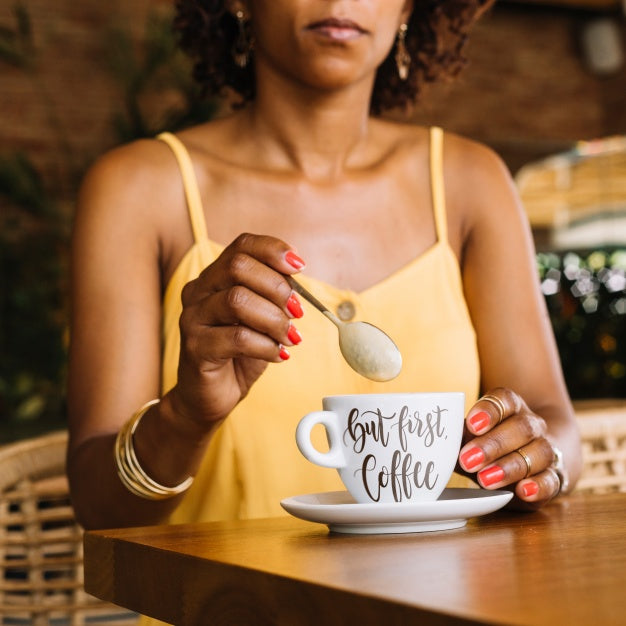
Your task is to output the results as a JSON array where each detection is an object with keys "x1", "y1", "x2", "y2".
[{"x1": 458, "y1": 387, "x2": 562, "y2": 509}]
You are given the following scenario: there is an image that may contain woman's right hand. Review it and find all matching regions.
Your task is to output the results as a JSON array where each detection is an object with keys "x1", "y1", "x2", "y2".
[{"x1": 169, "y1": 233, "x2": 306, "y2": 430}]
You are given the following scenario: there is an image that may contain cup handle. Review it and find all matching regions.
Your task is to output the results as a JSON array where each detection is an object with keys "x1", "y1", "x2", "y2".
[{"x1": 296, "y1": 411, "x2": 345, "y2": 468}]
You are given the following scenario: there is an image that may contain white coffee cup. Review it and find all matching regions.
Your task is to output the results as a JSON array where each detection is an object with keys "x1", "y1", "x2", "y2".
[{"x1": 296, "y1": 392, "x2": 465, "y2": 504}]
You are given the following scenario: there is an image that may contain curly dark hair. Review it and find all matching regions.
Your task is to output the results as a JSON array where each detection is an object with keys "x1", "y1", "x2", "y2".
[{"x1": 174, "y1": 0, "x2": 494, "y2": 115}]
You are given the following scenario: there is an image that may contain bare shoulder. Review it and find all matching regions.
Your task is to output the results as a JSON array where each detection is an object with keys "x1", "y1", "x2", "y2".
[
  {"x1": 75, "y1": 136, "x2": 194, "y2": 260},
  {"x1": 77, "y1": 138, "x2": 181, "y2": 223},
  {"x1": 440, "y1": 131, "x2": 528, "y2": 241},
  {"x1": 368, "y1": 121, "x2": 519, "y2": 210},
  {"x1": 441, "y1": 131, "x2": 521, "y2": 211}
]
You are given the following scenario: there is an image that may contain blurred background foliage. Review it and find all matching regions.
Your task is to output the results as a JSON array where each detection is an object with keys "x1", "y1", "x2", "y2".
[
  {"x1": 0, "y1": 2, "x2": 624, "y2": 443},
  {"x1": 539, "y1": 248, "x2": 626, "y2": 399},
  {"x1": 0, "y1": 2, "x2": 216, "y2": 442}
]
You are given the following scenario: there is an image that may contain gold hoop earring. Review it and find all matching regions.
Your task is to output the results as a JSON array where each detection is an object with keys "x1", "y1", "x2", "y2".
[
  {"x1": 395, "y1": 23, "x2": 410, "y2": 81},
  {"x1": 232, "y1": 10, "x2": 252, "y2": 68}
]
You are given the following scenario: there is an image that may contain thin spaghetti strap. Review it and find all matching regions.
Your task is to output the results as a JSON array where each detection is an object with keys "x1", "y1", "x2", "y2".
[
  {"x1": 429, "y1": 126, "x2": 448, "y2": 243},
  {"x1": 157, "y1": 132, "x2": 207, "y2": 244}
]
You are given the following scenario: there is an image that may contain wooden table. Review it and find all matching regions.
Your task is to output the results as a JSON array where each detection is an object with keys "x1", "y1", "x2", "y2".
[{"x1": 84, "y1": 492, "x2": 626, "y2": 625}]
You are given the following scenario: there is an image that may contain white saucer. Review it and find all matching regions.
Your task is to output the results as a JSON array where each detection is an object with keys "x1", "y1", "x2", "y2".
[{"x1": 280, "y1": 488, "x2": 513, "y2": 534}]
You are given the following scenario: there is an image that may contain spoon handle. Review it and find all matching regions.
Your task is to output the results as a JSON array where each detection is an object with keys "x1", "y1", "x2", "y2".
[
  {"x1": 285, "y1": 275, "x2": 329, "y2": 315},
  {"x1": 286, "y1": 275, "x2": 343, "y2": 328}
]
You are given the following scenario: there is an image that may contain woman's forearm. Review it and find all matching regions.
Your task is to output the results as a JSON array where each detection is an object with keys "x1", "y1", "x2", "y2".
[{"x1": 68, "y1": 395, "x2": 216, "y2": 529}]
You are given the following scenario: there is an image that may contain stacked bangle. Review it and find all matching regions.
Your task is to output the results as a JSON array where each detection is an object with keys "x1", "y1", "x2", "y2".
[{"x1": 114, "y1": 399, "x2": 194, "y2": 500}]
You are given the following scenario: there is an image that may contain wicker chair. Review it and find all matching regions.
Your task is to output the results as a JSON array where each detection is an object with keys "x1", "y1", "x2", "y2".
[
  {"x1": 574, "y1": 400, "x2": 626, "y2": 494},
  {"x1": 0, "y1": 430, "x2": 138, "y2": 625}
]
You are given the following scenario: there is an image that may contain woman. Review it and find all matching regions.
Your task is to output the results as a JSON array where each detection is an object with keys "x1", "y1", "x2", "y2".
[{"x1": 67, "y1": 0, "x2": 582, "y2": 535}]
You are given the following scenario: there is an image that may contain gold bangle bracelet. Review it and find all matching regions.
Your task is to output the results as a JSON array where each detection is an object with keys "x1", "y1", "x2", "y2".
[
  {"x1": 114, "y1": 399, "x2": 194, "y2": 500},
  {"x1": 116, "y1": 419, "x2": 166, "y2": 499}
]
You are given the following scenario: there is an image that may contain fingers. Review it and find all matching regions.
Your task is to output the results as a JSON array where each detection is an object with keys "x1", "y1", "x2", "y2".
[
  {"x1": 460, "y1": 389, "x2": 544, "y2": 473},
  {"x1": 515, "y1": 467, "x2": 561, "y2": 503},
  {"x1": 186, "y1": 285, "x2": 298, "y2": 339},
  {"x1": 180, "y1": 233, "x2": 306, "y2": 367},
  {"x1": 459, "y1": 387, "x2": 562, "y2": 506},
  {"x1": 228, "y1": 232, "x2": 306, "y2": 275},
  {"x1": 465, "y1": 388, "x2": 523, "y2": 435},
  {"x1": 184, "y1": 322, "x2": 295, "y2": 364},
  {"x1": 461, "y1": 410, "x2": 547, "y2": 470},
  {"x1": 181, "y1": 286, "x2": 303, "y2": 364},
  {"x1": 205, "y1": 233, "x2": 305, "y2": 289},
  {"x1": 460, "y1": 435, "x2": 559, "y2": 505},
  {"x1": 470, "y1": 437, "x2": 555, "y2": 489},
  {"x1": 184, "y1": 235, "x2": 304, "y2": 306}
]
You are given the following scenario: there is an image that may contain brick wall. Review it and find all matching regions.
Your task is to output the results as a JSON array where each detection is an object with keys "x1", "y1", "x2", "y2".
[
  {"x1": 407, "y1": 3, "x2": 626, "y2": 172},
  {"x1": 1, "y1": 0, "x2": 624, "y2": 196},
  {"x1": 0, "y1": 0, "x2": 171, "y2": 199}
]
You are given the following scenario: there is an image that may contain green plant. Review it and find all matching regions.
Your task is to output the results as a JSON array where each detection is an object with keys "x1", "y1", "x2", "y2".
[
  {"x1": 0, "y1": 3, "x2": 216, "y2": 442},
  {"x1": 0, "y1": 3, "x2": 70, "y2": 440},
  {"x1": 105, "y1": 9, "x2": 218, "y2": 141},
  {"x1": 0, "y1": 1, "x2": 33, "y2": 69},
  {"x1": 538, "y1": 248, "x2": 626, "y2": 399},
  {"x1": 0, "y1": 156, "x2": 70, "y2": 440}
]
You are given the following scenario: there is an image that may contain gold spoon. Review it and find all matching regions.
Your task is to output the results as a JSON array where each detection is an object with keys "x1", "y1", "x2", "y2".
[{"x1": 286, "y1": 276, "x2": 402, "y2": 382}]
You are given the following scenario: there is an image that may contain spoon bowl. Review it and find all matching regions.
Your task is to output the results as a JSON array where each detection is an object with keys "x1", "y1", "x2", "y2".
[
  {"x1": 335, "y1": 319, "x2": 402, "y2": 382},
  {"x1": 287, "y1": 276, "x2": 402, "y2": 382}
]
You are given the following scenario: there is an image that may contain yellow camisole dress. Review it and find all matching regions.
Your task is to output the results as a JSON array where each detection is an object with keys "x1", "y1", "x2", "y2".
[
  {"x1": 139, "y1": 126, "x2": 481, "y2": 626},
  {"x1": 158, "y1": 126, "x2": 479, "y2": 524}
]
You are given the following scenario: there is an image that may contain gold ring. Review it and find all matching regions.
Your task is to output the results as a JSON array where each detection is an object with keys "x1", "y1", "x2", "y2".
[
  {"x1": 515, "y1": 448, "x2": 533, "y2": 478},
  {"x1": 480, "y1": 394, "x2": 506, "y2": 425}
]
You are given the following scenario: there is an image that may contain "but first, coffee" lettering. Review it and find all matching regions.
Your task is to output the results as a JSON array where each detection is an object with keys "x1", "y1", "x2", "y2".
[
  {"x1": 344, "y1": 405, "x2": 448, "y2": 453},
  {"x1": 361, "y1": 451, "x2": 438, "y2": 502},
  {"x1": 344, "y1": 404, "x2": 449, "y2": 503}
]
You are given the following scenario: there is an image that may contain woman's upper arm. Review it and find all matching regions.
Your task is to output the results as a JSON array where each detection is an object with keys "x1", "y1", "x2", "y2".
[
  {"x1": 67, "y1": 142, "x2": 167, "y2": 453},
  {"x1": 454, "y1": 141, "x2": 571, "y2": 419}
]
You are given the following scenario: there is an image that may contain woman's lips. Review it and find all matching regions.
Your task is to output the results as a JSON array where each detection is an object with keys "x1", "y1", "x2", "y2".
[{"x1": 305, "y1": 18, "x2": 368, "y2": 41}]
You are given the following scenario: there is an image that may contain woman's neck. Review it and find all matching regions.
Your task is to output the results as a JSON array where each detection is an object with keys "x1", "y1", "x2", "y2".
[{"x1": 243, "y1": 68, "x2": 377, "y2": 182}]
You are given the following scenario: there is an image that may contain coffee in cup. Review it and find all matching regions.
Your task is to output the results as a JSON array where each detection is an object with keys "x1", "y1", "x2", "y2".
[{"x1": 296, "y1": 392, "x2": 465, "y2": 504}]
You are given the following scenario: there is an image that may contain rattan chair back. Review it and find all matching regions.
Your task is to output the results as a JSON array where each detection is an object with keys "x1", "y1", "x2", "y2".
[
  {"x1": 575, "y1": 401, "x2": 626, "y2": 494},
  {"x1": 0, "y1": 430, "x2": 138, "y2": 625}
]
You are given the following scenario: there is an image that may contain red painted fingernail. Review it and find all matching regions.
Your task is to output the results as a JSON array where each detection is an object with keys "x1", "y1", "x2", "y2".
[
  {"x1": 279, "y1": 345, "x2": 290, "y2": 361},
  {"x1": 287, "y1": 324, "x2": 302, "y2": 345},
  {"x1": 285, "y1": 251, "x2": 305, "y2": 270},
  {"x1": 460, "y1": 447, "x2": 485, "y2": 471},
  {"x1": 287, "y1": 293, "x2": 304, "y2": 318},
  {"x1": 468, "y1": 411, "x2": 490, "y2": 433},
  {"x1": 478, "y1": 465, "x2": 505, "y2": 487},
  {"x1": 522, "y1": 481, "x2": 539, "y2": 498}
]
